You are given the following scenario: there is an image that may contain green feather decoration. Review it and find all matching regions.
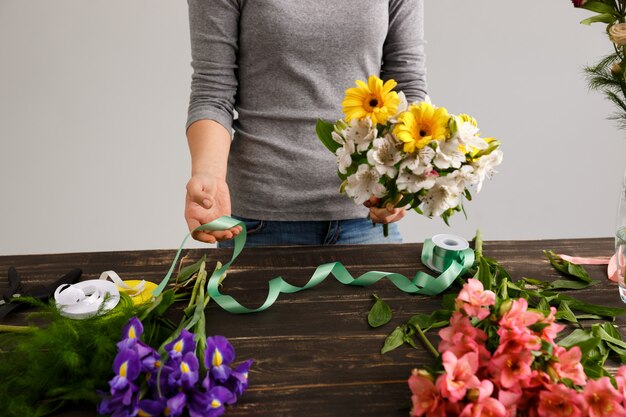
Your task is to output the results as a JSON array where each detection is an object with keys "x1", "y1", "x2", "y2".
[{"x1": 0, "y1": 295, "x2": 141, "y2": 416}]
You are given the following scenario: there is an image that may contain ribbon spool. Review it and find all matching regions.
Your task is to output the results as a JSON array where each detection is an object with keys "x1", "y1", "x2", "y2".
[
  {"x1": 54, "y1": 280, "x2": 120, "y2": 320},
  {"x1": 152, "y1": 216, "x2": 475, "y2": 314},
  {"x1": 424, "y1": 234, "x2": 470, "y2": 273},
  {"x1": 99, "y1": 271, "x2": 157, "y2": 305}
]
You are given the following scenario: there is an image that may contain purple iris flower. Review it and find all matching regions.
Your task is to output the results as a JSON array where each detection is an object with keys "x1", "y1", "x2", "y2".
[
  {"x1": 164, "y1": 329, "x2": 196, "y2": 360},
  {"x1": 225, "y1": 359, "x2": 253, "y2": 401},
  {"x1": 165, "y1": 392, "x2": 187, "y2": 417},
  {"x1": 205, "y1": 336, "x2": 235, "y2": 382},
  {"x1": 167, "y1": 351, "x2": 200, "y2": 390},
  {"x1": 109, "y1": 349, "x2": 141, "y2": 391},
  {"x1": 117, "y1": 317, "x2": 144, "y2": 350},
  {"x1": 188, "y1": 386, "x2": 234, "y2": 417},
  {"x1": 97, "y1": 386, "x2": 139, "y2": 417},
  {"x1": 137, "y1": 399, "x2": 165, "y2": 417}
]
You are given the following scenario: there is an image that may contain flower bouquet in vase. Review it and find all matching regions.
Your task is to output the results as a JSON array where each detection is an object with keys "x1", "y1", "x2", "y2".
[{"x1": 316, "y1": 75, "x2": 503, "y2": 236}]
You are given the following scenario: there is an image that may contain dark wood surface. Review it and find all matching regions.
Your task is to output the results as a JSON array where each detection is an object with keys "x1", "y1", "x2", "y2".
[{"x1": 0, "y1": 238, "x2": 621, "y2": 417}]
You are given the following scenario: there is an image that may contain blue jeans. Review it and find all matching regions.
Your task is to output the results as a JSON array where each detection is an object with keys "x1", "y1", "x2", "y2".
[{"x1": 218, "y1": 215, "x2": 402, "y2": 248}]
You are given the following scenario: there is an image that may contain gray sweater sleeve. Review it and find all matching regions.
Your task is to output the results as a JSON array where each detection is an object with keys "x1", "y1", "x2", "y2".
[
  {"x1": 381, "y1": 0, "x2": 427, "y2": 103},
  {"x1": 186, "y1": 0, "x2": 239, "y2": 132}
]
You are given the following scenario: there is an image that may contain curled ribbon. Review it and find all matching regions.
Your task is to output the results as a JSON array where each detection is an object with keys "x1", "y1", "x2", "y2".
[
  {"x1": 557, "y1": 254, "x2": 619, "y2": 283},
  {"x1": 152, "y1": 216, "x2": 474, "y2": 314},
  {"x1": 54, "y1": 280, "x2": 120, "y2": 319},
  {"x1": 99, "y1": 270, "x2": 158, "y2": 304}
]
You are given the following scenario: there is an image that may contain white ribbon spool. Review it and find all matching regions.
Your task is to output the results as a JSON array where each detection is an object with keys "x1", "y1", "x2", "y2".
[
  {"x1": 54, "y1": 279, "x2": 120, "y2": 320},
  {"x1": 432, "y1": 234, "x2": 470, "y2": 251}
]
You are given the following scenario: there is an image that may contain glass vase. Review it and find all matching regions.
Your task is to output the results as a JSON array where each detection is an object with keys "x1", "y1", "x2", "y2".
[{"x1": 615, "y1": 167, "x2": 626, "y2": 302}]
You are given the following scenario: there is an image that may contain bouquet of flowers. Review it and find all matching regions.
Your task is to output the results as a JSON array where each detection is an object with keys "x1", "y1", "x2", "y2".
[
  {"x1": 408, "y1": 278, "x2": 626, "y2": 417},
  {"x1": 570, "y1": 0, "x2": 626, "y2": 128},
  {"x1": 316, "y1": 75, "x2": 503, "y2": 231},
  {"x1": 98, "y1": 318, "x2": 252, "y2": 417}
]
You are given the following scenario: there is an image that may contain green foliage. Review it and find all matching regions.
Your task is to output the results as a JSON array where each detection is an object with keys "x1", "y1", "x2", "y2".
[
  {"x1": 0, "y1": 299, "x2": 140, "y2": 416},
  {"x1": 379, "y1": 231, "x2": 626, "y2": 375},
  {"x1": 0, "y1": 256, "x2": 214, "y2": 416},
  {"x1": 367, "y1": 294, "x2": 393, "y2": 328},
  {"x1": 315, "y1": 119, "x2": 341, "y2": 153}
]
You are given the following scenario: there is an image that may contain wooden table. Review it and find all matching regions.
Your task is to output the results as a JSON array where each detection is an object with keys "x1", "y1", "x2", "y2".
[{"x1": 0, "y1": 238, "x2": 621, "y2": 416}]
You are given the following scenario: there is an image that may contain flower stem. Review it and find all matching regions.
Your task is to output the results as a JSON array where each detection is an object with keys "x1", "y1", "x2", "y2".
[
  {"x1": 0, "y1": 324, "x2": 34, "y2": 333},
  {"x1": 414, "y1": 323, "x2": 439, "y2": 359},
  {"x1": 474, "y1": 229, "x2": 483, "y2": 259}
]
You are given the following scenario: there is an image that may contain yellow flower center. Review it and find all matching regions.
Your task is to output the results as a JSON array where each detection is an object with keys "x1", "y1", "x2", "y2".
[
  {"x1": 128, "y1": 326, "x2": 136, "y2": 339},
  {"x1": 119, "y1": 361, "x2": 128, "y2": 378},
  {"x1": 181, "y1": 362, "x2": 191, "y2": 374},
  {"x1": 174, "y1": 340, "x2": 183, "y2": 353},
  {"x1": 211, "y1": 399, "x2": 222, "y2": 409},
  {"x1": 213, "y1": 348, "x2": 223, "y2": 367}
]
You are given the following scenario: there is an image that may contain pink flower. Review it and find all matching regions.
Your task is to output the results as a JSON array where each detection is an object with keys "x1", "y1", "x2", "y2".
[
  {"x1": 409, "y1": 369, "x2": 440, "y2": 417},
  {"x1": 537, "y1": 307, "x2": 566, "y2": 344},
  {"x1": 584, "y1": 377, "x2": 626, "y2": 417},
  {"x1": 456, "y1": 278, "x2": 496, "y2": 320},
  {"x1": 437, "y1": 351, "x2": 481, "y2": 402},
  {"x1": 616, "y1": 366, "x2": 626, "y2": 401},
  {"x1": 459, "y1": 398, "x2": 507, "y2": 417},
  {"x1": 496, "y1": 328, "x2": 541, "y2": 353},
  {"x1": 489, "y1": 350, "x2": 534, "y2": 389},
  {"x1": 538, "y1": 383, "x2": 587, "y2": 417},
  {"x1": 551, "y1": 346, "x2": 586, "y2": 386},
  {"x1": 438, "y1": 313, "x2": 491, "y2": 364},
  {"x1": 499, "y1": 298, "x2": 542, "y2": 330}
]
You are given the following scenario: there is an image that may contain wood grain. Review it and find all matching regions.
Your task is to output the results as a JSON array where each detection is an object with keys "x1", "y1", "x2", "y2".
[{"x1": 0, "y1": 237, "x2": 622, "y2": 416}]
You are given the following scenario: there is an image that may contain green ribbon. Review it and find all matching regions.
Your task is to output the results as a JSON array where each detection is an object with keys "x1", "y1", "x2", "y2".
[{"x1": 153, "y1": 216, "x2": 474, "y2": 314}]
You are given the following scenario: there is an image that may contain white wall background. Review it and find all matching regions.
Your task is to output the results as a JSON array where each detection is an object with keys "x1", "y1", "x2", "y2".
[{"x1": 1, "y1": 0, "x2": 625, "y2": 256}]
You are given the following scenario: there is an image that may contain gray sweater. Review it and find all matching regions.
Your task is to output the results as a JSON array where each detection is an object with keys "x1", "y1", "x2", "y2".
[{"x1": 187, "y1": 0, "x2": 427, "y2": 221}]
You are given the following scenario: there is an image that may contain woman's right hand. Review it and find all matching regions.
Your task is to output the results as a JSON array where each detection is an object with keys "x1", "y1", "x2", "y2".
[{"x1": 185, "y1": 174, "x2": 242, "y2": 243}]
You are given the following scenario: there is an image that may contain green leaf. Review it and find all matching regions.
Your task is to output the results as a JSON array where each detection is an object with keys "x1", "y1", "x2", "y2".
[
  {"x1": 549, "y1": 279, "x2": 597, "y2": 290},
  {"x1": 381, "y1": 326, "x2": 405, "y2": 354},
  {"x1": 368, "y1": 294, "x2": 393, "y2": 328},
  {"x1": 566, "y1": 263, "x2": 593, "y2": 284},
  {"x1": 175, "y1": 257, "x2": 205, "y2": 284},
  {"x1": 408, "y1": 313, "x2": 434, "y2": 330},
  {"x1": 475, "y1": 257, "x2": 493, "y2": 291},
  {"x1": 559, "y1": 295, "x2": 626, "y2": 317},
  {"x1": 556, "y1": 301, "x2": 578, "y2": 323},
  {"x1": 558, "y1": 329, "x2": 601, "y2": 355},
  {"x1": 581, "y1": 1, "x2": 618, "y2": 15},
  {"x1": 316, "y1": 119, "x2": 341, "y2": 153},
  {"x1": 595, "y1": 325, "x2": 626, "y2": 349},
  {"x1": 580, "y1": 13, "x2": 616, "y2": 25}
]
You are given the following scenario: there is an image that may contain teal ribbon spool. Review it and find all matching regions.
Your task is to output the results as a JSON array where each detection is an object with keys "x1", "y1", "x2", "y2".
[{"x1": 153, "y1": 216, "x2": 475, "y2": 314}]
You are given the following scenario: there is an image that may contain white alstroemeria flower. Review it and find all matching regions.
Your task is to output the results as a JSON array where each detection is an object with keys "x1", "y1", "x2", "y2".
[
  {"x1": 472, "y1": 150, "x2": 503, "y2": 192},
  {"x1": 437, "y1": 166, "x2": 474, "y2": 195},
  {"x1": 419, "y1": 181, "x2": 461, "y2": 217},
  {"x1": 343, "y1": 118, "x2": 377, "y2": 153},
  {"x1": 433, "y1": 139, "x2": 465, "y2": 170},
  {"x1": 331, "y1": 131, "x2": 345, "y2": 145},
  {"x1": 389, "y1": 91, "x2": 408, "y2": 122},
  {"x1": 396, "y1": 168, "x2": 438, "y2": 193},
  {"x1": 344, "y1": 164, "x2": 387, "y2": 204},
  {"x1": 367, "y1": 134, "x2": 402, "y2": 178},
  {"x1": 456, "y1": 121, "x2": 488, "y2": 151},
  {"x1": 418, "y1": 146, "x2": 436, "y2": 166},
  {"x1": 336, "y1": 140, "x2": 355, "y2": 174}
]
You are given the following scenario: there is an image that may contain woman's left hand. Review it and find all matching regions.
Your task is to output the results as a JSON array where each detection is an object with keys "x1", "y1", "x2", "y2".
[{"x1": 364, "y1": 196, "x2": 407, "y2": 224}]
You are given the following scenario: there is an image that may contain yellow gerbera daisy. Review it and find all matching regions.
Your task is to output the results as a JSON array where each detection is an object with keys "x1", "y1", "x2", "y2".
[
  {"x1": 342, "y1": 75, "x2": 400, "y2": 125},
  {"x1": 393, "y1": 102, "x2": 450, "y2": 153}
]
